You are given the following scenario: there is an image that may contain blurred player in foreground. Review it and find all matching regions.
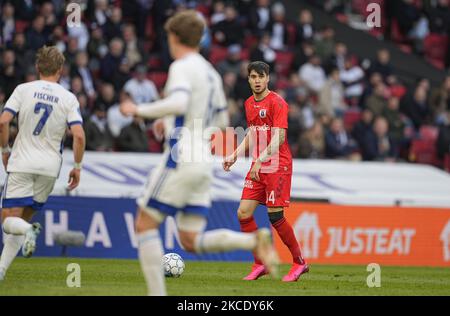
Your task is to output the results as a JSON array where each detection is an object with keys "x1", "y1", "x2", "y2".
[
  {"x1": 120, "y1": 10, "x2": 279, "y2": 296},
  {"x1": 0, "y1": 46, "x2": 85, "y2": 281},
  {"x1": 223, "y1": 61, "x2": 309, "y2": 282}
]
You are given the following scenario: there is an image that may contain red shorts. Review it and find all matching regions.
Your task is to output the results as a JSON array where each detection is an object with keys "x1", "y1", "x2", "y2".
[{"x1": 241, "y1": 172, "x2": 292, "y2": 207}]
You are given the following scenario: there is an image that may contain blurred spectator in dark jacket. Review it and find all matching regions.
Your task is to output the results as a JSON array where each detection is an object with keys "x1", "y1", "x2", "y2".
[
  {"x1": 87, "y1": 23, "x2": 109, "y2": 62},
  {"x1": 427, "y1": 0, "x2": 450, "y2": 35},
  {"x1": 40, "y1": 2, "x2": 57, "y2": 34},
  {"x1": 401, "y1": 85, "x2": 431, "y2": 130},
  {"x1": 250, "y1": 33, "x2": 276, "y2": 72},
  {"x1": 370, "y1": 49, "x2": 393, "y2": 80},
  {"x1": 1, "y1": 2, "x2": 15, "y2": 46},
  {"x1": 13, "y1": 0, "x2": 35, "y2": 21},
  {"x1": 325, "y1": 42, "x2": 347, "y2": 73},
  {"x1": 103, "y1": 6, "x2": 124, "y2": 41},
  {"x1": 437, "y1": 112, "x2": 450, "y2": 159},
  {"x1": 394, "y1": 0, "x2": 421, "y2": 36},
  {"x1": 292, "y1": 40, "x2": 315, "y2": 71},
  {"x1": 0, "y1": 50, "x2": 22, "y2": 98},
  {"x1": 429, "y1": 75, "x2": 450, "y2": 125},
  {"x1": 26, "y1": 15, "x2": 48, "y2": 52},
  {"x1": 84, "y1": 103, "x2": 115, "y2": 151},
  {"x1": 117, "y1": 116, "x2": 149, "y2": 152},
  {"x1": 72, "y1": 51, "x2": 96, "y2": 99},
  {"x1": 314, "y1": 25, "x2": 335, "y2": 61},
  {"x1": 268, "y1": 2, "x2": 289, "y2": 50},
  {"x1": 100, "y1": 38, "x2": 125, "y2": 83},
  {"x1": 217, "y1": 44, "x2": 243, "y2": 76},
  {"x1": 362, "y1": 117, "x2": 398, "y2": 161},
  {"x1": 95, "y1": 83, "x2": 118, "y2": 112},
  {"x1": 10, "y1": 32, "x2": 31, "y2": 71},
  {"x1": 212, "y1": 5, "x2": 243, "y2": 46},
  {"x1": 325, "y1": 117, "x2": 359, "y2": 159},
  {"x1": 122, "y1": 23, "x2": 146, "y2": 69},
  {"x1": 234, "y1": 61, "x2": 253, "y2": 102},
  {"x1": 64, "y1": 37, "x2": 79, "y2": 68},
  {"x1": 352, "y1": 109, "x2": 374, "y2": 148},
  {"x1": 249, "y1": 0, "x2": 272, "y2": 35},
  {"x1": 295, "y1": 9, "x2": 315, "y2": 43},
  {"x1": 89, "y1": 0, "x2": 109, "y2": 28},
  {"x1": 383, "y1": 97, "x2": 406, "y2": 145},
  {"x1": 298, "y1": 121, "x2": 325, "y2": 159},
  {"x1": 365, "y1": 83, "x2": 388, "y2": 116}
]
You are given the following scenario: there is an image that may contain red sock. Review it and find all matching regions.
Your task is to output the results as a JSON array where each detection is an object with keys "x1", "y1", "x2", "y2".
[
  {"x1": 239, "y1": 216, "x2": 263, "y2": 265},
  {"x1": 272, "y1": 217, "x2": 305, "y2": 264}
]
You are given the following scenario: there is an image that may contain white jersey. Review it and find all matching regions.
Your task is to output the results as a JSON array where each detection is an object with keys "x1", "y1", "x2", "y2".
[
  {"x1": 162, "y1": 53, "x2": 228, "y2": 168},
  {"x1": 4, "y1": 80, "x2": 83, "y2": 177}
]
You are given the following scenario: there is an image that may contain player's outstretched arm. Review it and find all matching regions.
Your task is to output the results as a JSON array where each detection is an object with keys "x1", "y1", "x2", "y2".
[
  {"x1": 68, "y1": 124, "x2": 85, "y2": 191},
  {"x1": 120, "y1": 91, "x2": 189, "y2": 119},
  {"x1": 0, "y1": 111, "x2": 15, "y2": 170}
]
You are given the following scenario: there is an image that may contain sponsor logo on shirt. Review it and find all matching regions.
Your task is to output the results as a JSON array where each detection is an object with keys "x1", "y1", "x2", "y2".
[{"x1": 250, "y1": 124, "x2": 270, "y2": 131}]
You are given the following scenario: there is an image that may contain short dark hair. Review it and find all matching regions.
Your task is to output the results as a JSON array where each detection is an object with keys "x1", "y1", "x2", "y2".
[
  {"x1": 164, "y1": 10, "x2": 205, "y2": 48},
  {"x1": 247, "y1": 61, "x2": 270, "y2": 76}
]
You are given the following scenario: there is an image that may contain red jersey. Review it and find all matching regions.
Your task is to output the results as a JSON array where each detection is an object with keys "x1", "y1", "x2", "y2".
[{"x1": 244, "y1": 91, "x2": 292, "y2": 174}]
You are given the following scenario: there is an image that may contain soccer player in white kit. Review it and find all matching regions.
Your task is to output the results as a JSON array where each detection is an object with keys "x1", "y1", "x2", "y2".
[
  {"x1": 0, "y1": 46, "x2": 86, "y2": 281},
  {"x1": 120, "y1": 10, "x2": 279, "y2": 296}
]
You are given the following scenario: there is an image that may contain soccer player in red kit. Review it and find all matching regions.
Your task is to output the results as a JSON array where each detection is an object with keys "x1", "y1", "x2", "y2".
[{"x1": 223, "y1": 61, "x2": 309, "y2": 282}]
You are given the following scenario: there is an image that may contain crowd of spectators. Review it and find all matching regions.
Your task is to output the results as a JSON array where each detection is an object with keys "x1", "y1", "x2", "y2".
[{"x1": 0, "y1": 0, "x2": 449, "y2": 168}]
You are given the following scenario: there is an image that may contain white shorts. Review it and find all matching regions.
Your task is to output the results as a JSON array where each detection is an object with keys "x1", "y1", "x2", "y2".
[
  {"x1": 137, "y1": 162, "x2": 212, "y2": 232},
  {"x1": 1, "y1": 172, "x2": 56, "y2": 211}
]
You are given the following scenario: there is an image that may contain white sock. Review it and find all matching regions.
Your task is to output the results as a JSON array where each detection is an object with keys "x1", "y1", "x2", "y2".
[
  {"x1": 2, "y1": 217, "x2": 32, "y2": 235},
  {"x1": 0, "y1": 234, "x2": 25, "y2": 271},
  {"x1": 137, "y1": 229, "x2": 166, "y2": 296},
  {"x1": 194, "y1": 229, "x2": 256, "y2": 253}
]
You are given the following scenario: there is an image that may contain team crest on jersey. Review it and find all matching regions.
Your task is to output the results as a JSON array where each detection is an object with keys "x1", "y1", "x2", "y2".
[{"x1": 259, "y1": 109, "x2": 267, "y2": 118}]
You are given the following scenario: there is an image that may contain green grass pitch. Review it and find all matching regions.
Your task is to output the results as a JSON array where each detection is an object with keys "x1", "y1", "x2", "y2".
[{"x1": 0, "y1": 257, "x2": 449, "y2": 296}]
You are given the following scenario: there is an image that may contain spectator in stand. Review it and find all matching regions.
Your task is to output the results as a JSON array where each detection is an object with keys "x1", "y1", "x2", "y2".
[
  {"x1": 1, "y1": 2, "x2": 15, "y2": 46},
  {"x1": 394, "y1": 0, "x2": 421, "y2": 37},
  {"x1": 325, "y1": 42, "x2": 347, "y2": 73},
  {"x1": 210, "y1": 1, "x2": 226, "y2": 25},
  {"x1": 217, "y1": 44, "x2": 243, "y2": 77},
  {"x1": 100, "y1": 38, "x2": 125, "y2": 83},
  {"x1": 352, "y1": 108, "x2": 374, "y2": 149},
  {"x1": 383, "y1": 97, "x2": 407, "y2": 147},
  {"x1": 292, "y1": 40, "x2": 315, "y2": 71},
  {"x1": 12, "y1": 0, "x2": 34, "y2": 21},
  {"x1": 250, "y1": 32, "x2": 276, "y2": 72},
  {"x1": 122, "y1": 23, "x2": 146, "y2": 69},
  {"x1": 249, "y1": 0, "x2": 272, "y2": 36},
  {"x1": 295, "y1": 9, "x2": 315, "y2": 43},
  {"x1": 117, "y1": 116, "x2": 149, "y2": 152},
  {"x1": 10, "y1": 32, "x2": 30, "y2": 71},
  {"x1": 297, "y1": 89, "x2": 315, "y2": 130},
  {"x1": 124, "y1": 64, "x2": 159, "y2": 104},
  {"x1": 212, "y1": 5, "x2": 243, "y2": 46},
  {"x1": 40, "y1": 2, "x2": 57, "y2": 35},
  {"x1": 325, "y1": 117, "x2": 359, "y2": 159},
  {"x1": 95, "y1": 83, "x2": 118, "y2": 112},
  {"x1": 103, "y1": 6, "x2": 124, "y2": 41},
  {"x1": 84, "y1": 103, "x2": 115, "y2": 151},
  {"x1": 70, "y1": 76, "x2": 86, "y2": 96},
  {"x1": 314, "y1": 25, "x2": 335, "y2": 61},
  {"x1": 340, "y1": 55, "x2": 365, "y2": 107},
  {"x1": 222, "y1": 71, "x2": 237, "y2": 100},
  {"x1": 87, "y1": 23, "x2": 109, "y2": 62},
  {"x1": 437, "y1": 112, "x2": 450, "y2": 160},
  {"x1": 268, "y1": 2, "x2": 289, "y2": 51},
  {"x1": 370, "y1": 49, "x2": 393, "y2": 80},
  {"x1": 49, "y1": 25, "x2": 67, "y2": 53},
  {"x1": 365, "y1": 83, "x2": 389, "y2": 117},
  {"x1": 72, "y1": 51, "x2": 96, "y2": 99},
  {"x1": 89, "y1": 0, "x2": 110, "y2": 28},
  {"x1": 234, "y1": 61, "x2": 253, "y2": 102},
  {"x1": 67, "y1": 10, "x2": 90, "y2": 51},
  {"x1": 0, "y1": 50, "x2": 22, "y2": 98},
  {"x1": 299, "y1": 55, "x2": 326, "y2": 94},
  {"x1": 26, "y1": 15, "x2": 48, "y2": 52},
  {"x1": 400, "y1": 85, "x2": 431, "y2": 130},
  {"x1": 318, "y1": 67, "x2": 346, "y2": 117},
  {"x1": 427, "y1": 0, "x2": 450, "y2": 35},
  {"x1": 59, "y1": 64, "x2": 71, "y2": 91},
  {"x1": 298, "y1": 121, "x2": 325, "y2": 159},
  {"x1": 429, "y1": 75, "x2": 450, "y2": 125},
  {"x1": 362, "y1": 116, "x2": 398, "y2": 162},
  {"x1": 64, "y1": 37, "x2": 80, "y2": 68}
]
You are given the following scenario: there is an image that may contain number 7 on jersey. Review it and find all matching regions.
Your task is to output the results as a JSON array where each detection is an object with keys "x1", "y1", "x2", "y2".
[{"x1": 33, "y1": 102, "x2": 53, "y2": 136}]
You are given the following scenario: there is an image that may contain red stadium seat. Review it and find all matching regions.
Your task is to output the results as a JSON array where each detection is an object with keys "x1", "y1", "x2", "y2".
[
  {"x1": 275, "y1": 51, "x2": 294, "y2": 77},
  {"x1": 343, "y1": 110, "x2": 362, "y2": 131},
  {"x1": 409, "y1": 139, "x2": 440, "y2": 166},
  {"x1": 419, "y1": 125, "x2": 439, "y2": 141},
  {"x1": 424, "y1": 34, "x2": 449, "y2": 70},
  {"x1": 147, "y1": 72, "x2": 168, "y2": 92},
  {"x1": 209, "y1": 45, "x2": 228, "y2": 65}
]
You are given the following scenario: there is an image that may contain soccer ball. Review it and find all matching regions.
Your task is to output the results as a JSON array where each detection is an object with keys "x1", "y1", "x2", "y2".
[{"x1": 163, "y1": 253, "x2": 185, "y2": 277}]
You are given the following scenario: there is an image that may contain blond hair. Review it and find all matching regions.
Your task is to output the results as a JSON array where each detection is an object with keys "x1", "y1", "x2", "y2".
[
  {"x1": 35, "y1": 46, "x2": 65, "y2": 77},
  {"x1": 164, "y1": 10, "x2": 205, "y2": 48}
]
